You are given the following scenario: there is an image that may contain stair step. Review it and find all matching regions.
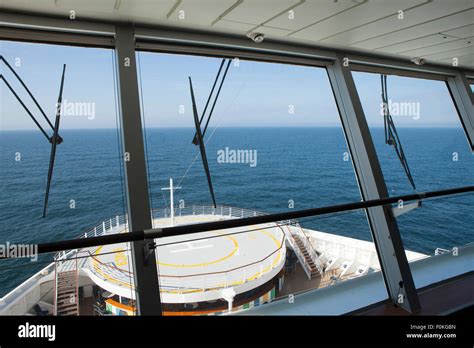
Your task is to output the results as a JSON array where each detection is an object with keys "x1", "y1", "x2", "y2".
[
  {"x1": 58, "y1": 280, "x2": 76, "y2": 284},
  {"x1": 57, "y1": 289, "x2": 77, "y2": 296},
  {"x1": 57, "y1": 291, "x2": 76, "y2": 296},
  {"x1": 57, "y1": 294, "x2": 76, "y2": 299},
  {"x1": 57, "y1": 289, "x2": 76, "y2": 294},
  {"x1": 58, "y1": 312, "x2": 77, "y2": 316},
  {"x1": 57, "y1": 294, "x2": 75, "y2": 299},
  {"x1": 58, "y1": 303, "x2": 78, "y2": 308},
  {"x1": 58, "y1": 287, "x2": 76, "y2": 292},
  {"x1": 57, "y1": 279, "x2": 77, "y2": 284},
  {"x1": 55, "y1": 268, "x2": 78, "y2": 316}
]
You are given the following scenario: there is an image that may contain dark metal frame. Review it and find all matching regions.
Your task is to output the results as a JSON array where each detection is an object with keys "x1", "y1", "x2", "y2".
[
  {"x1": 446, "y1": 71, "x2": 474, "y2": 149},
  {"x1": 113, "y1": 26, "x2": 162, "y2": 315},
  {"x1": 327, "y1": 56, "x2": 420, "y2": 312},
  {"x1": 1, "y1": 11, "x2": 473, "y2": 315}
]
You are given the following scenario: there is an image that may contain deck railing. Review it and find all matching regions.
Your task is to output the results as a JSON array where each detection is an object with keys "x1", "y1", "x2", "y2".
[
  {"x1": 85, "y1": 206, "x2": 287, "y2": 294},
  {"x1": 88, "y1": 236, "x2": 285, "y2": 294},
  {"x1": 0, "y1": 205, "x2": 294, "y2": 310}
]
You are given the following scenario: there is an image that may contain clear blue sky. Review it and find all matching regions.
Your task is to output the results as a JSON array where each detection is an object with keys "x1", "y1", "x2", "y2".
[{"x1": 0, "y1": 40, "x2": 465, "y2": 131}]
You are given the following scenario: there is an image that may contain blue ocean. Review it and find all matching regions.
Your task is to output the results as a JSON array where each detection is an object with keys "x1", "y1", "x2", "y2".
[{"x1": 0, "y1": 127, "x2": 473, "y2": 296}]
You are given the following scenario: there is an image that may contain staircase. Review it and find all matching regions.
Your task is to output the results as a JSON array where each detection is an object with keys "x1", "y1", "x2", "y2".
[
  {"x1": 54, "y1": 255, "x2": 79, "y2": 316},
  {"x1": 284, "y1": 224, "x2": 324, "y2": 280},
  {"x1": 292, "y1": 234, "x2": 321, "y2": 279}
]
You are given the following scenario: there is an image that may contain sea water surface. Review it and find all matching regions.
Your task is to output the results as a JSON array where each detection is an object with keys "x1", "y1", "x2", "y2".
[{"x1": 0, "y1": 127, "x2": 473, "y2": 296}]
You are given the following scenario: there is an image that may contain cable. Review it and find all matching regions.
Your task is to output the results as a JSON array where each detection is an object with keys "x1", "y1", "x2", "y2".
[
  {"x1": 137, "y1": 52, "x2": 156, "y2": 226},
  {"x1": 0, "y1": 75, "x2": 51, "y2": 141},
  {"x1": 111, "y1": 50, "x2": 128, "y2": 230},
  {"x1": 202, "y1": 59, "x2": 232, "y2": 138},
  {"x1": 0, "y1": 55, "x2": 55, "y2": 130},
  {"x1": 176, "y1": 71, "x2": 248, "y2": 188},
  {"x1": 191, "y1": 59, "x2": 226, "y2": 145}
]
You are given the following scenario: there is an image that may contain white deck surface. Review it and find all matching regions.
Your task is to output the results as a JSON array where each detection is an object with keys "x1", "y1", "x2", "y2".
[{"x1": 85, "y1": 215, "x2": 286, "y2": 297}]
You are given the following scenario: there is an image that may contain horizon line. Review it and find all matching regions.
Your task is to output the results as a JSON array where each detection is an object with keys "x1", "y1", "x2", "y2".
[{"x1": 0, "y1": 125, "x2": 463, "y2": 132}]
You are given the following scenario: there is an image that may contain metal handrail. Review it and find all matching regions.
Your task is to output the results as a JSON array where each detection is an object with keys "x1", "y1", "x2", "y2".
[
  {"x1": 55, "y1": 205, "x2": 271, "y2": 264},
  {"x1": 2, "y1": 186, "x2": 472, "y2": 259},
  {"x1": 1, "y1": 185, "x2": 472, "y2": 309},
  {"x1": 296, "y1": 225, "x2": 324, "y2": 275},
  {"x1": 85, "y1": 220, "x2": 287, "y2": 293}
]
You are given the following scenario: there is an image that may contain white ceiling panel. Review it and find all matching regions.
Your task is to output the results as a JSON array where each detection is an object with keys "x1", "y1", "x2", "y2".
[
  {"x1": 0, "y1": 0, "x2": 118, "y2": 18},
  {"x1": 400, "y1": 37, "x2": 473, "y2": 57},
  {"x1": 253, "y1": 25, "x2": 293, "y2": 37},
  {"x1": 0, "y1": 0, "x2": 174, "y2": 23},
  {"x1": 213, "y1": 19, "x2": 255, "y2": 31},
  {"x1": 439, "y1": 53, "x2": 474, "y2": 66},
  {"x1": 0, "y1": 0, "x2": 473, "y2": 68},
  {"x1": 117, "y1": 0, "x2": 176, "y2": 21},
  {"x1": 265, "y1": 0, "x2": 362, "y2": 31},
  {"x1": 421, "y1": 46, "x2": 474, "y2": 60},
  {"x1": 222, "y1": 0, "x2": 301, "y2": 26},
  {"x1": 290, "y1": 0, "x2": 424, "y2": 42},
  {"x1": 57, "y1": 0, "x2": 117, "y2": 12},
  {"x1": 322, "y1": 0, "x2": 473, "y2": 46},
  {"x1": 356, "y1": 9, "x2": 474, "y2": 50},
  {"x1": 0, "y1": 0, "x2": 56, "y2": 12},
  {"x1": 442, "y1": 24, "x2": 474, "y2": 39},
  {"x1": 379, "y1": 24, "x2": 474, "y2": 54},
  {"x1": 379, "y1": 34, "x2": 458, "y2": 54},
  {"x1": 168, "y1": 0, "x2": 236, "y2": 26}
]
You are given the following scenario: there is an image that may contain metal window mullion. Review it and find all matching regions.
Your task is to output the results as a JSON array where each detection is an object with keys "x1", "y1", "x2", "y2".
[
  {"x1": 114, "y1": 25, "x2": 162, "y2": 315},
  {"x1": 446, "y1": 71, "x2": 474, "y2": 150},
  {"x1": 326, "y1": 55, "x2": 421, "y2": 313}
]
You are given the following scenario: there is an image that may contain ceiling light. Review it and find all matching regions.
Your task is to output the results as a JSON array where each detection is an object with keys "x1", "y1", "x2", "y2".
[
  {"x1": 247, "y1": 32, "x2": 265, "y2": 43},
  {"x1": 411, "y1": 57, "x2": 426, "y2": 66}
]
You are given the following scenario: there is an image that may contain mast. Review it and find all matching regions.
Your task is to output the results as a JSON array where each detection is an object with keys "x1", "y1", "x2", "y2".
[{"x1": 161, "y1": 178, "x2": 181, "y2": 227}]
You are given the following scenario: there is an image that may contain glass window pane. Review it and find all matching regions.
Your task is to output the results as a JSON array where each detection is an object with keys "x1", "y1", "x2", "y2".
[
  {"x1": 137, "y1": 52, "x2": 385, "y2": 314},
  {"x1": 353, "y1": 71, "x2": 474, "y2": 288},
  {"x1": 0, "y1": 40, "x2": 135, "y2": 315}
]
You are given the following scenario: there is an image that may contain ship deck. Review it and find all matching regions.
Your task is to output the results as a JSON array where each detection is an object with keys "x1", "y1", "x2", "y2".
[{"x1": 76, "y1": 214, "x2": 286, "y2": 301}]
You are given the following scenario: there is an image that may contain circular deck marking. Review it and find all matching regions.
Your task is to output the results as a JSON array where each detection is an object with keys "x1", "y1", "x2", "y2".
[
  {"x1": 157, "y1": 233, "x2": 239, "y2": 268},
  {"x1": 87, "y1": 216, "x2": 287, "y2": 296}
]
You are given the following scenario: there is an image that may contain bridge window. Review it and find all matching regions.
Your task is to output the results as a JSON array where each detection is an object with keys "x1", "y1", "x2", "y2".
[{"x1": 353, "y1": 71, "x2": 474, "y2": 288}]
